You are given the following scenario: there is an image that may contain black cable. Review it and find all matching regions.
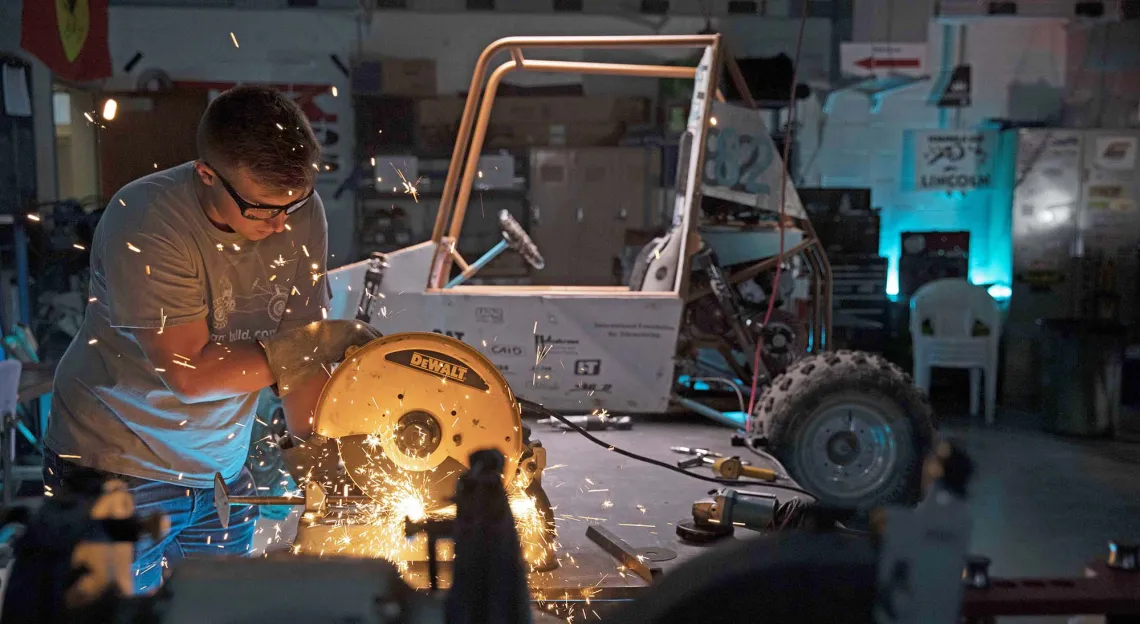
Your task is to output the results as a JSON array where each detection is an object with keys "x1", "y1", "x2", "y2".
[{"x1": 520, "y1": 399, "x2": 814, "y2": 499}]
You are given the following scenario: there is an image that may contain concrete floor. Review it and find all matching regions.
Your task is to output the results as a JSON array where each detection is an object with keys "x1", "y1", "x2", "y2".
[
  {"x1": 525, "y1": 410, "x2": 1140, "y2": 578},
  {"x1": 247, "y1": 402, "x2": 1140, "y2": 622},
  {"x1": 5, "y1": 394, "x2": 1139, "y2": 621}
]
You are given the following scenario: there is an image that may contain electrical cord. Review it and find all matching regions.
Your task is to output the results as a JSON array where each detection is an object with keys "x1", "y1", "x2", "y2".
[
  {"x1": 746, "y1": 0, "x2": 810, "y2": 420},
  {"x1": 520, "y1": 399, "x2": 814, "y2": 499},
  {"x1": 744, "y1": 443, "x2": 791, "y2": 480}
]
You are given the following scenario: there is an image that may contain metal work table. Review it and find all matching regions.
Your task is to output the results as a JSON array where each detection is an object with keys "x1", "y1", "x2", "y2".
[{"x1": 522, "y1": 419, "x2": 791, "y2": 601}]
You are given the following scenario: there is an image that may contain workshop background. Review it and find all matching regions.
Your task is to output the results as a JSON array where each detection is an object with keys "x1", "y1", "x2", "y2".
[{"x1": 1, "y1": 0, "x2": 1140, "y2": 619}]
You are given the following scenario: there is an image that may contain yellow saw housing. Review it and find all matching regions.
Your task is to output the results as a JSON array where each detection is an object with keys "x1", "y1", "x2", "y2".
[{"x1": 313, "y1": 331, "x2": 525, "y2": 506}]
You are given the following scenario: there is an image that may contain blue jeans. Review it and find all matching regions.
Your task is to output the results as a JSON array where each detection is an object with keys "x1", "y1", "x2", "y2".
[{"x1": 42, "y1": 448, "x2": 259, "y2": 594}]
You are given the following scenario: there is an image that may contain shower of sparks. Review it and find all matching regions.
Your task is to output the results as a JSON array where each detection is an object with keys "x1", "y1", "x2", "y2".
[
  {"x1": 87, "y1": 339, "x2": 98, "y2": 345},
  {"x1": 302, "y1": 245, "x2": 310, "y2": 257},
  {"x1": 158, "y1": 309, "x2": 167, "y2": 334},
  {"x1": 230, "y1": 32, "x2": 240, "y2": 48},
  {"x1": 291, "y1": 436, "x2": 553, "y2": 579},
  {"x1": 73, "y1": 243, "x2": 86, "y2": 251},
  {"x1": 535, "y1": 342, "x2": 553, "y2": 368},
  {"x1": 26, "y1": 214, "x2": 40, "y2": 222},
  {"x1": 331, "y1": 86, "x2": 339, "y2": 97},
  {"x1": 618, "y1": 523, "x2": 656, "y2": 528},
  {"x1": 172, "y1": 359, "x2": 197, "y2": 369},
  {"x1": 391, "y1": 164, "x2": 422, "y2": 202},
  {"x1": 127, "y1": 242, "x2": 141, "y2": 253},
  {"x1": 146, "y1": 265, "x2": 152, "y2": 275}
]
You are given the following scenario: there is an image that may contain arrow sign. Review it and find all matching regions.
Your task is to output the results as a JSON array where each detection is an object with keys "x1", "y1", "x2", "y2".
[
  {"x1": 855, "y1": 56, "x2": 923, "y2": 70},
  {"x1": 841, "y1": 42, "x2": 928, "y2": 78}
]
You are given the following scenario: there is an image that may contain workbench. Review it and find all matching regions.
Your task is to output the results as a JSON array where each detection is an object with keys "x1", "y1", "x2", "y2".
[
  {"x1": 254, "y1": 417, "x2": 792, "y2": 619},
  {"x1": 520, "y1": 418, "x2": 797, "y2": 617}
]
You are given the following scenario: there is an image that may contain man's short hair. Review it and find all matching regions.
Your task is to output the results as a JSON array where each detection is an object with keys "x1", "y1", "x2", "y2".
[{"x1": 196, "y1": 85, "x2": 320, "y2": 193}]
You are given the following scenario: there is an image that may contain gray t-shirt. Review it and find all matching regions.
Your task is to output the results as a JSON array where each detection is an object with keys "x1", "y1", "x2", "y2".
[{"x1": 45, "y1": 162, "x2": 330, "y2": 487}]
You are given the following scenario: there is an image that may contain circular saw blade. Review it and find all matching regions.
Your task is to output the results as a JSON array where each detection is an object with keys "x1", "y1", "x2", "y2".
[{"x1": 313, "y1": 332, "x2": 523, "y2": 508}]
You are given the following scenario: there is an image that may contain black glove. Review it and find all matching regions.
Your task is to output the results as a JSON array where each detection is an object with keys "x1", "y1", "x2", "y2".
[{"x1": 260, "y1": 320, "x2": 382, "y2": 397}]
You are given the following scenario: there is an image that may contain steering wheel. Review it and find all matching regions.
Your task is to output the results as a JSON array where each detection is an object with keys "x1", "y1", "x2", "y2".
[{"x1": 499, "y1": 210, "x2": 545, "y2": 270}]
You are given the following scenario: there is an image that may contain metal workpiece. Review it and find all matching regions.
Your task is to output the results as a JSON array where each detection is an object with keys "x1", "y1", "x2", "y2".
[{"x1": 585, "y1": 525, "x2": 663, "y2": 584}]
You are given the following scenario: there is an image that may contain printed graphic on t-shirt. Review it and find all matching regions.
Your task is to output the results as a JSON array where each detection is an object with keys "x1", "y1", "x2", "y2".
[{"x1": 213, "y1": 275, "x2": 237, "y2": 329}]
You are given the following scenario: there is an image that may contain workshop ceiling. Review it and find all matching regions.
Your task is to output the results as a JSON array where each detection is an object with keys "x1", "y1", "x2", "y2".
[{"x1": 109, "y1": 0, "x2": 845, "y2": 18}]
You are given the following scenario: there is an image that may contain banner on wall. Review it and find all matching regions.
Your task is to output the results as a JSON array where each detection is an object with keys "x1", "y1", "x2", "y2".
[
  {"x1": 20, "y1": 0, "x2": 112, "y2": 83},
  {"x1": 910, "y1": 130, "x2": 998, "y2": 192}
]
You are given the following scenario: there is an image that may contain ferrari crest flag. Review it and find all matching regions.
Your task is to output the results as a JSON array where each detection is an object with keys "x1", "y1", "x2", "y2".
[{"x1": 21, "y1": 0, "x2": 112, "y2": 83}]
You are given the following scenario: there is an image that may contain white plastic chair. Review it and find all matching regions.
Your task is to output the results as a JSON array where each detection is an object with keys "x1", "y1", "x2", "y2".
[{"x1": 910, "y1": 279, "x2": 1002, "y2": 424}]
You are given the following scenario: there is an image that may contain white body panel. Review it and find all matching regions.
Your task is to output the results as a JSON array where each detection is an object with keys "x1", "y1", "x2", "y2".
[{"x1": 328, "y1": 243, "x2": 684, "y2": 414}]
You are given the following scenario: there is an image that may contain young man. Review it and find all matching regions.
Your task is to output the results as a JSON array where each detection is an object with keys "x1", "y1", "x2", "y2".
[{"x1": 43, "y1": 85, "x2": 374, "y2": 593}]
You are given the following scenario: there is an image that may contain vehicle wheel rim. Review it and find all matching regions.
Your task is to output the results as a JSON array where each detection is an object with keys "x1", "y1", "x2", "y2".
[{"x1": 793, "y1": 401, "x2": 902, "y2": 503}]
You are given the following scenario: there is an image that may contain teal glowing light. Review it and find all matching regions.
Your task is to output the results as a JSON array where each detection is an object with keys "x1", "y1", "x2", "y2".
[
  {"x1": 987, "y1": 284, "x2": 1012, "y2": 300},
  {"x1": 879, "y1": 129, "x2": 1016, "y2": 300}
]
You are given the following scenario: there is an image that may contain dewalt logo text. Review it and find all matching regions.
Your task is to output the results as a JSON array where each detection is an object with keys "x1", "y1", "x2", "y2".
[{"x1": 410, "y1": 351, "x2": 469, "y2": 383}]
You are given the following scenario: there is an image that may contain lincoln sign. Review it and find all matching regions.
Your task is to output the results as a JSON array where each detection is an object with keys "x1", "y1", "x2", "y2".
[{"x1": 910, "y1": 130, "x2": 998, "y2": 192}]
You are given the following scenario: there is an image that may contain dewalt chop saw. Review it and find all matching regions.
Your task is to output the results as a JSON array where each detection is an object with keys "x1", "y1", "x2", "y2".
[{"x1": 214, "y1": 332, "x2": 558, "y2": 573}]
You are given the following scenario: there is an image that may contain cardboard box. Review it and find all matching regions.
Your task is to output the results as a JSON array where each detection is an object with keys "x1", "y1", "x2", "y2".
[
  {"x1": 372, "y1": 58, "x2": 436, "y2": 97},
  {"x1": 415, "y1": 96, "x2": 649, "y2": 128},
  {"x1": 418, "y1": 122, "x2": 628, "y2": 151},
  {"x1": 493, "y1": 96, "x2": 649, "y2": 125},
  {"x1": 485, "y1": 122, "x2": 626, "y2": 149},
  {"x1": 417, "y1": 97, "x2": 467, "y2": 126}
]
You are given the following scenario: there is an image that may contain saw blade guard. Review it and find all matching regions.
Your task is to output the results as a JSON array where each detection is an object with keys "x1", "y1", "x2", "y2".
[{"x1": 312, "y1": 332, "x2": 525, "y2": 508}]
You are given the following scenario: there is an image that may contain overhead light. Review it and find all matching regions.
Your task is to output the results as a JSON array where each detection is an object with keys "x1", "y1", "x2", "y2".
[{"x1": 102, "y1": 98, "x2": 117, "y2": 121}]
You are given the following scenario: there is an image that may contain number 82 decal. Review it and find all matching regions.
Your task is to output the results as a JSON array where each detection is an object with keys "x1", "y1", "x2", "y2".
[{"x1": 703, "y1": 127, "x2": 774, "y2": 195}]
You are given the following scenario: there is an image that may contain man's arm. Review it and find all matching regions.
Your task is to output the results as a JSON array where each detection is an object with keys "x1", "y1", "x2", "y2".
[
  {"x1": 133, "y1": 320, "x2": 275, "y2": 404},
  {"x1": 102, "y1": 211, "x2": 277, "y2": 402}
]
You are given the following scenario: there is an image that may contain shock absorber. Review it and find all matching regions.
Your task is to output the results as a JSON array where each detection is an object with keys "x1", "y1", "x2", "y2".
[
  {"x1": 691, "y1": 246, "x2": 769, "y2": 383},
  {"x1": 355, "y1": 252, "x2": 388, "y2": 323}
]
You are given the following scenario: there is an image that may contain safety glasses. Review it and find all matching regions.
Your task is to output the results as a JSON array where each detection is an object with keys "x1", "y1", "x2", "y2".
[{"x1": 204, "y1": 162, "x2": 314, "y2": 221}]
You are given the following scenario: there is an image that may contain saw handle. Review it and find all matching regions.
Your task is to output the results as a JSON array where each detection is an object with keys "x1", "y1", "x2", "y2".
[{"x1": 713, "y1": 457, "x2": 777, "y2": 482}]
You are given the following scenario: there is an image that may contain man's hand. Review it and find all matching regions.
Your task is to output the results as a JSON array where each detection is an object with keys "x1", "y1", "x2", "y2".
[
  {"x1": 260, "y1": 320, "x2": 382, "y2": 397},
  {"x1": 281, "y1": 372, "x2": 327, "y2": 439},
  {"x1": 134, "y1": 317, "x2": 276, "y2": 403}
]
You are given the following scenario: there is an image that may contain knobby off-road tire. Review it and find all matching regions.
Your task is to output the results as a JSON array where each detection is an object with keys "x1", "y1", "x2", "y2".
[{"x1": 751, "y1": 350, "x2": 935, "y2": 513}]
